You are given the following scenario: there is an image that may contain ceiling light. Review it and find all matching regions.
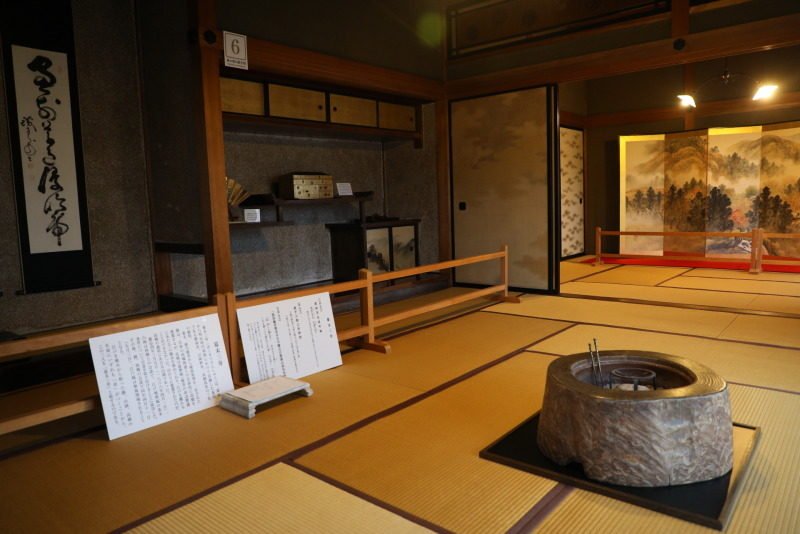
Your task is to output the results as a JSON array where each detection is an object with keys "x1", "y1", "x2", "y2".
[
  {"x1": 676, "y1": 58, "x2": 778, "y2": 109},
  {"x1": 677, "y1": 94, "x2": 696, "y2": 108},
  {"x1": 752, "y1": 84, "x2": 778, "y2": 101}
]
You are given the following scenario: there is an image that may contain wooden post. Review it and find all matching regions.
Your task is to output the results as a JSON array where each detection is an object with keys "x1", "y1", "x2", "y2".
[
  {"x1": 360, "y1": 269, "x2": 375, "y2": 343},
  {"x1": 222, "y1": 292, "x2": 245, "y2": 385},
  {"x1": 345, "y1": 269, "x2": 391, "y2": 354},
  {"x1": 749, "y1": 228, "x2": 764, "y2": 274},
  {"x1": 489, "y1": 245, "x2": 520, "y2": 303},
  {"x1": 595, "y1": 227, "x2": 603, "y2": 265},
  {"x1": 193, "y1": 0, "x2": 234, "y2": 298}
]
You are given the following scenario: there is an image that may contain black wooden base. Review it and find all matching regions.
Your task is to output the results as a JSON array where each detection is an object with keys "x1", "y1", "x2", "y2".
[{"x1": 480, "y1": 413, "x2": 759, "y2": 530}]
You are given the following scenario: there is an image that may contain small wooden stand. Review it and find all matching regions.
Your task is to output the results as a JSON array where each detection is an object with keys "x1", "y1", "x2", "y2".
[{"x1": 220, "y1": 376, "x2": 313, "y2": 419}]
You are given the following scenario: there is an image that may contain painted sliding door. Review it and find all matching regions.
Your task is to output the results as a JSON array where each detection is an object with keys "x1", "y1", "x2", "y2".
[
  {"x1": 450, "y1": 87, "x2": 555, "y2": 290},
  {"x1": 560, "y1": 127, "x2": 585, "y2": 257}
]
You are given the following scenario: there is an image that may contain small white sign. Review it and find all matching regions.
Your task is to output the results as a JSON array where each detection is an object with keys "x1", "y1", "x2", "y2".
[
  {"x1": 237, "y1": 293, "x2": 342, "y2": 382},
  {"x1": 243, "y1": 208, "x2": 260, "y2": 223},
  {"x1": 336, "y1": 182, "x2": 353, "y2": 196},
  {"x1": 223, "y1": 31, "x2": 248, "y2": 70},
  {"x1": 89, "y1": 314, "x2": 234, "y2": 440}
]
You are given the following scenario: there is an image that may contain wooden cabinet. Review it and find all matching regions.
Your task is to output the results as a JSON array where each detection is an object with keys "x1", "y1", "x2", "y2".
[
  {"x1": 268, "y1": 84, "x2": 326, "y2": 122},
  {"x1": 220, "y1": 78, "x2": 264, "y2": 116},
  {"x1": 379, "y1": 102, "x2": 416, "y2": 131},
  {"x1": 220, "y1": 75, "x2": 421, "y2": 144},
  {"x1": 326, "y1": 220, "x2": 420, "y2": 281},
  {"x1": 329, "y1": 94, "x2": 377, "y2": 127}
]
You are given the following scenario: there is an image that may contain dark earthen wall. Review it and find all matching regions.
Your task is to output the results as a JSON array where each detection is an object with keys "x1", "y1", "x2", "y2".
[{"x1": 384, "y1": 103, "x2": 439, "y2": 266}]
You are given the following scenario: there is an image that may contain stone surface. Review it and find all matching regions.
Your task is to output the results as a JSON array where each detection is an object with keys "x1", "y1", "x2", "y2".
[{"x1": 537, "y1": 352, "x2": 733, "y2": 487}]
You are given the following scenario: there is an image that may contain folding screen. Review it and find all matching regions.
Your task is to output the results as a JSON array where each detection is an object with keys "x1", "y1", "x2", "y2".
[
  {"x1": 620, "y1": 121, "x2": 800, "y2": 259},
  {"x1": 451, "y1": 86, "x2": 558, "y2": 291}
]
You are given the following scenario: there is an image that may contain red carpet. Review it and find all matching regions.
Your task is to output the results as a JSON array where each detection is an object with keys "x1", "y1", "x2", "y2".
[{"x1": 582, "y1": 256, "x2": 800, "y2": 273}]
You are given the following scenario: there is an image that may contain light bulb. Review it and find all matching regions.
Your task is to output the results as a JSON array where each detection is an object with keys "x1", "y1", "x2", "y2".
[
  {"x1": 752, "y1": 84, "x2": 778, "y2": 101},
  {"x1": 677, "y1": 94, "x2": 696, "y2": 108}
]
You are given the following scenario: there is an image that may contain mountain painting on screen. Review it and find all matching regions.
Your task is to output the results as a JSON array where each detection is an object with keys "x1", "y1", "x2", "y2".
[
  {"x1": 621, "y1": 136, "x2": 664, "y2": 255},
  {"x1": 706, "y1": 128, "x2": 761, "y2": 257},
  {"x1": 758, "y1": 125, "x2": 800, "y2": 258},
  {"x1": 663, "y1": 133, "x2": 708, "y2": 256}
]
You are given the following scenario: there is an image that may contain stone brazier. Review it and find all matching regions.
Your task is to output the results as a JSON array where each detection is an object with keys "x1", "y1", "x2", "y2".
[{"x1": 537, "y1": 351, "x2": 733, "y2": 487}]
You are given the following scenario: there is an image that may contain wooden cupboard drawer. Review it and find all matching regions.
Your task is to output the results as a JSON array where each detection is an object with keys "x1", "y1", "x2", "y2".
[
  {"x1": 378, "y1": 102, "x2": 416, "y2": 131},
  {"x1": 268, "y1": 84, "x2": 326, "y2": 122},
  {"x1": 330, "y1": 94, "x2": 377, "y2": 127},
  {"x1": 220, "y1": 78, "x2": 265, "y2": 116}
]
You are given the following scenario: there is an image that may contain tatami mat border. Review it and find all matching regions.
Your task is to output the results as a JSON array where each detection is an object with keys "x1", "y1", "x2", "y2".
[
  {"x1": 566, "y1": 264, "x2": 623, "y2": 283},
  {"x1": 286, "y1": 460, "x2": 452, "y2": 533},
  {"x1": 654, "y1": 268, "x2": 693, "y2": 286},
  {"x1": 659, "y1": 281, "x2": 800, "y2": 298},
  {"x1": 113, "y1": 320, "x2": 578, "y2": 532},
  {"x1": 559, "y1": 293, "x2": 800, "y2": 320},
  {"x1": 684, "y1": 274, "x2": 800, "y2": 285},
  {"x1": 482, "y1": 303, "x2": 800, "y2": 352},
  {"x1": 506, "y1": 484, "x2": 574, "y2": 534}
]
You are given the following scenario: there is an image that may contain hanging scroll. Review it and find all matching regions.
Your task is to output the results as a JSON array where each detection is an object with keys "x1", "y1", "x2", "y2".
[{"x1": 1, "y1": 0, "x2": 94, "y2": 292}]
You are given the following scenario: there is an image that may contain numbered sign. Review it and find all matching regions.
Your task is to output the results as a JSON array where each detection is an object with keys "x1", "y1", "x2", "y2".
[{"x1": 223, "y1": 31, "x2": 247, "y2": 70}]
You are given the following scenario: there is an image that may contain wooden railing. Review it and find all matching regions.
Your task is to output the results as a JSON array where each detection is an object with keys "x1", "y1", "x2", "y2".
[
  {"x1": 594, "y1": 227, "x2": 800, "y2": 273},
  {"x1": 230, "y1": 245, "x2": 518, "y2": 382},
  {"x1": 0, "y1": 246, "x2": 518, "y2": 435}
]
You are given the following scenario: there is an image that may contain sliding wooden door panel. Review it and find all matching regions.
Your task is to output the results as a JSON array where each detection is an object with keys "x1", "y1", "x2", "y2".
[{"x1": 450, "y1": 87, "x2": 556, "y2": 290}]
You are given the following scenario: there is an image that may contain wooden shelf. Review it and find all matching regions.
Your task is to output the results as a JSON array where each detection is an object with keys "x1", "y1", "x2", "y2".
[
  {"x1": 222, "y1": 113, "x2": 420, "y2": 144},
  {"x1": 240, "y1": 191, "x2": 374, "y2": 223},
  {"x1": 228, "y1": 220, "x2": 295, "y2": 228}
]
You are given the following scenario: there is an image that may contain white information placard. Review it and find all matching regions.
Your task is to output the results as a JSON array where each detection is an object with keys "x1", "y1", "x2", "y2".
[
  {"x1": 223, "y1": 31, "x2": 248, "y2": 70},
  {"x1": 89, "y1": 314, "x2": 234, "y2": 440},
  {"x1": 237, "y1": 293, "x2": 342, "y2": 382}
]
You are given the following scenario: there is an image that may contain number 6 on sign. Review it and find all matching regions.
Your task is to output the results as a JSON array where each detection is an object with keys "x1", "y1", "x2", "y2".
[{"x1": 223, "y1": 31, "x2": 248, "y2": 70}]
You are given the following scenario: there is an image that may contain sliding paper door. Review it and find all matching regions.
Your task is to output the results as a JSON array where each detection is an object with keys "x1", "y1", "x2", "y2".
[{"x1": 450, "y1": 86, "x2": 557, "y2": 291}]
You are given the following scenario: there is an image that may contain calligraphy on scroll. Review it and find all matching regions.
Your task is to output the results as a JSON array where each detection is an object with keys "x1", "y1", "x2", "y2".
[{"x1": 12, "y1": 45, "x2": 83, "y2": 253}]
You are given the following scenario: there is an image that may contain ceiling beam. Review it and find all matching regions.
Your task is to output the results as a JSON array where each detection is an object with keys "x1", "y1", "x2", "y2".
[
  {"x1": 581, "y1": 91, "x2": 800, "y2": 128},
  {"x1": 447, "y1": 13, "x2": 800, "y2": 99},
  {"x1": 245, "y1": 38, "x2": 444, "y2": 101}
]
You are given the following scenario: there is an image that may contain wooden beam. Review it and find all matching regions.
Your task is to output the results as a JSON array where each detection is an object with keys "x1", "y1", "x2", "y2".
[
  {"x1": 671, "y1": 0, "x2": 690, "y2": 37},
  {"x1": 193, "y1": 0, "x2": 233, "y2": 296},
  {"x1": 245, "y1": 38, "x2": 444, "y2": 101},
  {"x1": 583, "y1": 91, "x2": 800, "y2": 128},
  {"x1": 436, "y1": 98, "x2": 452, "y2": 261},
  {"x1": 560, "y1": 110, "x2": 586, "y2": 128},
  {"x1": 447, "y1": 13, "x2": 800, "y2": 99}
]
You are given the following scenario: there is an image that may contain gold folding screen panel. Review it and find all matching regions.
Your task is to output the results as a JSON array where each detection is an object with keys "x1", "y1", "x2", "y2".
[{"x1": 620, "y1": 121, "x2": 800, "y2": 259}]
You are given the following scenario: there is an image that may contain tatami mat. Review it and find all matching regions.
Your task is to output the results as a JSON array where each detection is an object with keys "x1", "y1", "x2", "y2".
[
  {"x1": 682, "y1": 268, "x2": 800, "y2": 283},
  {"x1": 572, "y1": 265, "x2": 691, "y2": 286},
  {"x1": 130, "y1": 463, "x2": 428, "y2": 534},
  {"x1": 662, "y1": 276, "x2": 800, "y2": 297},
  {"x1": 0, "y1": 309, "x2": 568, "y2": 532},
  {"x1": 719, "y1": 315, "x2": 800, "y2": 348},
  {"x1": 561, "y1": 281, "x2": 758, "y2": 310},
  {"x1": 528, "y1": 324, "x2": 800, "y2": 392},
  {"x1": 485, "y1": 295, "x2": 738, "y2": 338},
  {"x1": 535, "y1": 385, "x2": 800, "y2": 534},
  {"x1": 335, "y1": 312, "x2": 570, "y2": 391},
  {"x1": 0, "y1": 370, "x2": 419, "y2": 533},
  {"x1": 297, "y1": 354, "x2": 560, "y2": 534},
  {"x1": 559, "y1": 261, "x2": 618, "y2": 283},
  {"x1": 747, "y1": 294, "x2": 800, "y2": 315}
]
